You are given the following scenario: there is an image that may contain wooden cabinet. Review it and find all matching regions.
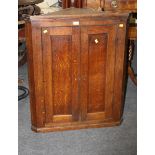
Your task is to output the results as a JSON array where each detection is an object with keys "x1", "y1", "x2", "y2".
[{"x1": 26, "y1": 8, "x2": 129, "y2": 132}]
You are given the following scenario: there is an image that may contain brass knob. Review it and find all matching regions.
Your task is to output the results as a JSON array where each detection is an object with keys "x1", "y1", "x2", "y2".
[
  {"x1": 111, "y1": 0, "x2": 118, "y2": 8},
  {"x1": 43, "y1": 29, "x2": 48, "y2": 34},
  {"x1": 94, "y1": 39, "x2": 99, "y2": 44}
]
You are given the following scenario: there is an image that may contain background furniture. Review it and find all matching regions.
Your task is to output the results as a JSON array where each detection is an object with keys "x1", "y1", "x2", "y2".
[
  {"x1": 103, "y1": 0, "x2": 137, "y2": 86},
  {"x1": 18, "y1": 0, "x2": 42, "y2": 67},
  {"x1": 62, "y1": 0, "x2": 136, "y2": 10},
  {"x1": 62, "y1": 0, "x2": 137, "y2": 86},
  {"x1": 104, "y1": 0, "x2": 137, "y2": 11},
  {"x1": 18, "y1": 0, "x2": 43, "y2": 101},
  {"x1": 128, "y1": 21, "x2": 137, "y2": 85},
  {"x1": 26, "y1": 8, "x2": 129, "y2": 132}
]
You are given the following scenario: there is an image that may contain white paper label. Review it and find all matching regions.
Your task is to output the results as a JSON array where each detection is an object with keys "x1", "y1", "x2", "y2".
[{"x1": 73, "y1": 21, "x2": 79, "y2": 26}]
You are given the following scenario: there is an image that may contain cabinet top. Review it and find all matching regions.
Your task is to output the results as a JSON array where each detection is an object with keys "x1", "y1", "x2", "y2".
[{"x1": 30, "y1": 8, "x2": 129, "y2": 21}]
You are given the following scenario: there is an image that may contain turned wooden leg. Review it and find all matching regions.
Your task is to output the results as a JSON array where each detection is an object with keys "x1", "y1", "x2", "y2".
[{"x1": 128, "y1": 40, "x2": 137, "y2": 86}]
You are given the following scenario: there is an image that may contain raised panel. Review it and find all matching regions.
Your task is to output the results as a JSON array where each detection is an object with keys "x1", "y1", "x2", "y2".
[
  {"x1": 80, "y1": 25, "x2": 116, "y2": 121},
  {"x1": 42, "y1": 27, "x2": 80, "y2": 124},
  {"x1": 51, "y1": 35, "x2": 72, "y2": 115},
  {"x1": 88, "y1": 33, "x2": 107, "y2": 113}
]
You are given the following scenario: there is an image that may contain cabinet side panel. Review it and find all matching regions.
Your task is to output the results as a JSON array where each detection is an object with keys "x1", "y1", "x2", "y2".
[
  {"x1": 80, "y1": 25, "x2": 116, "y2": 121},
  {"x1": 104, "y1": 26, "x2": 117, "y2": 119},
  {"x1": 25, "y1": 22, "x2": 37, "y2": 127},
  {"x1": 31, "y1": 25, "x2": 45, "y2": 127},
  {"x1": 113, "y1": 22, "x2": 128, "y2": 121},
  {"x1": 51, "y1": 36, "x2": 72, "y2": 115}
]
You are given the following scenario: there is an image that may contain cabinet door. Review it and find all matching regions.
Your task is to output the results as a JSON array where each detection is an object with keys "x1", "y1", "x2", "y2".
[
  {"x1": 80, "y1": 25, "x2": 117, "y2": 122},
  {"x1": 42, "y1": 26, "x2": 80, "y2": 125}
]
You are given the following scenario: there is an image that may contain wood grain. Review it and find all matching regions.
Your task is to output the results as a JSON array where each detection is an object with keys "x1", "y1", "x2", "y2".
[
  {"x1": 42, "y1": 26, "x2": 80, "y2": 124},
  {"x1": 88, "y1": 33, "x2": 107, "y2": 113},
  {"x1": 52, "y1": 35, "x2": 72, "y2": 115},
  {"x1": 26, "y1": 22, "x2": 45, "y2": 128},
  {"x1": 80, "y1": 25, "x2": 117, "y2": 121},
  {"x1": 113, "y1": 22, "x2": 128, "y2": 121},
  {"x1": 26, "y1": 8, "x2": 129, "y2": 132}
]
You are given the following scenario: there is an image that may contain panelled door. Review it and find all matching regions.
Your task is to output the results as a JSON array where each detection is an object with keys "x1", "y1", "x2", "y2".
[
  {"x1": 80, "y1": 25, "x2": 117, "y2": 122},
  {"x1": 42, "y1": 26, "x2": 80, "y2": 125}
]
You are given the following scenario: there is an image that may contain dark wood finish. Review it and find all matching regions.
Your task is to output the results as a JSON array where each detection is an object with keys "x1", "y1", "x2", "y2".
[
  {"x1": 127, "y1": 12, "x2": 137, "y2": 86},
  {"x1": 128, "y1": 40, "x2": 137, "y2": 85},
  {"x1": 128, "y1": 26, "x2": 136, "y2": 39},
  {"x1": 128, "y1": 12, "x2": 137, "y2": 86},
  {"x1": 62, "y1": 0, "x2": 83, "y2": 8},
  {"x1": 113, "y1": 22, "x2": 128, "y2": 120},
  {"x1": 66, "y1": 0, "x2": 137, "y2": 12},
  {"x1": 25, "y1": 21, "x2": 45, "y2": 128},
  {"x1": 104, "y1": 0, "x2": 137, "y2": 12},
  {"x1": 80, "y1": 25, "x2": 116, "y2": 122},
  {"x1": 42, "y1": 26, "x2": 80, "y2": 124},
  {"x1": 80, "y1": 0, "x2": 137, "y2": 86},
  {"x1": 26, "y1": 8, "x2": 129, "y2": 132}
]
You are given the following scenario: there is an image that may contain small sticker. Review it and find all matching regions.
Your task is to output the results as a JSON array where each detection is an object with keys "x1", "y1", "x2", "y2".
[
  {"x1": 73, "y1": 21, "x2": 79, "y2": 26},
  {"x1": 43, "y1": 29, "x2": 48, "y2": 34},
  {"x1": 95, "y1": 39, "x2": 99, "y2": 44},
  {"x1": 119, "y1": 24, "x2": 124, "y2": 28}
]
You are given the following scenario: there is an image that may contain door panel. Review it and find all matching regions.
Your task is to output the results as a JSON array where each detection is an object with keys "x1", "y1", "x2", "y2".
[
  {"x1": 88, "y1": 33, "x2": 107, "y2": 113},
  {"x1": 42, "y1": 27, "x2": 80, "y2": 124},
  {"x1": 80, "y1": 25, "x2": 117, "y2": 121},
  {"x1": 51, "y1": 35, "x2": 72, "y2": 115}
]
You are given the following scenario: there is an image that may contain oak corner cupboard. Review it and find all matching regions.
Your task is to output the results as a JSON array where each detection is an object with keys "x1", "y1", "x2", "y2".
[{"x1": 26, "y1": 8, "x2": 129, "y2": 133}]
